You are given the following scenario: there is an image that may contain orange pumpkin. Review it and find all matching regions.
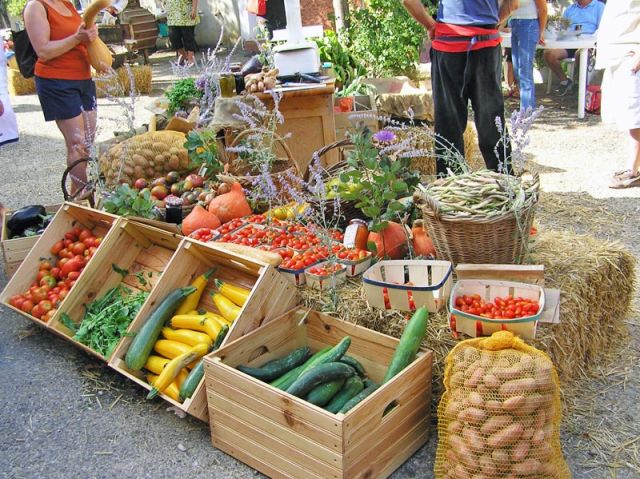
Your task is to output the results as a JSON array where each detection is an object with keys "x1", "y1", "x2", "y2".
[
  {"x1": 182, "y1": 205, "x2": 221, "y2": 236},
  {"x1": 367, "y1": 221, "x2": 408, "y2": 259},
  {"x1": 208, "y1": 182, "x2": 252, "y2": 224},
  {"x1": 412, "y1": 220, "x2": 436, "y2": 257}
]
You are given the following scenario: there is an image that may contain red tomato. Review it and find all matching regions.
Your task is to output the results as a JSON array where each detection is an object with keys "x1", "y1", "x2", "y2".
[
  {"x1": 78, "y1": 229, "x2": 93, "y2": 242},
  {"x1": 40, "y1": 275, "x2": 57, "y2": 289},
  {"x1": 57, "y1": 257, "x2": 70, "y2": 268},
  {"x1": 20, "y1": 300, "x2": 34, "y2": 313},
  {"x1": 39, "y1": 260, "x2": 53, "y2": 271},
  {"x1": 67, "y1": 271, "x2": 81, "y2": 281},
  {"x1": 39, "y1": 300, "x2": 53, "y2": 313},
  {"x1": 49, "y1": 267, "x2": 61, "y2": 280},
  {"x1": 32, "y1": 287, "x2": 48, "y2": 303},
  {"x1": 59, "y1": 248, "x2": 73, "y2": 259},
  {"x1": 94, "y1": 237, "x2": 103, "y2": 246},
  {"x1": 9, "y1": 295, "x2": 25, "y2": 309},
  {"x1": 31, "y1": 305, "x2": 44, "y2": 319},
  {"x1": 83, "y1": 236, "x2": 96, "y2": 247},
  {"x1": 42, "y1": 309, "x2": 56, "y2": 322},
  {"x1": 36, "y1": 270, "x2": 49, "y2": 282},
  {"x1": 63, "y1": 237, "x2": 74, "y2": 247},
  {"x1": 50, "y1": 241, "x2": 64, "y2": 256},
  {"x1": 61, "y1": 257, "x2": 83, "y2": 278},
  {"x1": 58, "y1": 290, "x2": 69, "y2": 301},
  {"x1": 71, "y1": 242, "x2": 86, "y2": 255}
]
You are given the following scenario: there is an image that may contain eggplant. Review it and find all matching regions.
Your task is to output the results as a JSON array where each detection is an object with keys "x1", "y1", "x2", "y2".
[{"x1": 6, "y1": 205, "x2": 46, "y2": 237}]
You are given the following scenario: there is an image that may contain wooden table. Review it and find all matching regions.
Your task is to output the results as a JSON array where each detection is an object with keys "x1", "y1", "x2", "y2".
[
  {"x1": 255, "y1": 85, "x2": 338, "y2": 175},
  {"x1": 501, "y1": 33, "x2": 597, "y2": 119}
]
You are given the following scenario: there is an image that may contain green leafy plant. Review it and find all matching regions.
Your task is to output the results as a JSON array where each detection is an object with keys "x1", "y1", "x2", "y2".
[
  {"x1": 165, "y1": 78, "x2": 203, "y2": 115},
  {"x1": 338, "y1": 127, "x2": 419, "y2": 232},
  {"x1": 345, "y1": 0, "x2": 425, "y2": 79},
  {"x1": 184, "y1": 130, "x2": 223, "y2": 179},
  {"x1": 336, "y1": 76, "x2": 376, "y2": 98},
  {"x1": 315, "y1": 30, "x2": 366, "y2": 89},
  {"x1": 103, "y1": 184, "x2": 156, "y2": 218},
  {"x1": 5, "y1": 0, "x2": 27, "y2": 17}
]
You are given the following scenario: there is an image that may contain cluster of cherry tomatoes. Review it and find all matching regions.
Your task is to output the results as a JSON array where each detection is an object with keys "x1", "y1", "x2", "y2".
[
  {"x1": 215, "y1": 218, "x2": 246, "y2": 236},
  {"x1": 8, "y1": 226, "x2": 102, "y2": 322},
  {"x1": 453, "y1": 294, "x2": 541, "y2": 320},
  {"x1": 306, "y1": 263, "x2": 346, "y2": 277}
]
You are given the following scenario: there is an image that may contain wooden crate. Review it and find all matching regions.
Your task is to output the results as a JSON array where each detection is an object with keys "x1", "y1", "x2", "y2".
[
  {"x1": 48, "y1": 220, "x2": 183, "y2": 361},
  {"x1": 0, "y1": 203, "x2": 119, "y2": 327},
  {"x1": 108, "y1": 239, "x2": 299, "y2": 421},
  {"x1": 204, "y1": 309, "x2": 433, "y2": 479},
  {"x1": 1, "y1": 204, "x2": 62, "y2": 278}
]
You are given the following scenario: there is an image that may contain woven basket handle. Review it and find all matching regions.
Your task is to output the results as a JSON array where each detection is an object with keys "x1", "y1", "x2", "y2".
[
  {"x1": 421, "y1": 192, "x2": 442, "y2": 221},
  {"x1": 229, "y1": 127, "x2": 302, "y2": 175}
]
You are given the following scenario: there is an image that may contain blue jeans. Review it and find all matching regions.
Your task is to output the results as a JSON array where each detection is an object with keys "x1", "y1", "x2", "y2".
[{"x1": 511, "y1": 19, "x2": 540, "y2": 111}]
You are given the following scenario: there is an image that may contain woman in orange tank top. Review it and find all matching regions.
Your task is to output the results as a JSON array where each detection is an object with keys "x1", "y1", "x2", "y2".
[{"x1": 24, "y1": 0, "x2": 98, "y2": 199}]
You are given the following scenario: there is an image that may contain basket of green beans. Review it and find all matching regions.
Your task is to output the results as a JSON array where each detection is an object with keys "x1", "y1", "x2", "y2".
[{"x1": 414, "y1": 171, "x2": 539, "y2": 265}]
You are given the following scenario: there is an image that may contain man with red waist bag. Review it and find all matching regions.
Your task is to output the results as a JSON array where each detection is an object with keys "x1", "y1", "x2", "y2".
[{"x1": 403, "y1": 0, "x2": 520, "y2": 174}]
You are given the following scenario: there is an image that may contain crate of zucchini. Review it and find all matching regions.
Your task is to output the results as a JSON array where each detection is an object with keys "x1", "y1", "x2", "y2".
[
  {"x1": 204, "y1": 308, "x2": 433, "y2": 479},
  {"x1": 1, "y1": 204, "x2": 61, "y2": 278},
  {"x1": 108, "y1": 238, "x2": 299, "y2": 422}
]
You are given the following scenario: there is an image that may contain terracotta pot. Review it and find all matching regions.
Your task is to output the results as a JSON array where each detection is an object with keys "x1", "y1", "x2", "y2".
[{"x1": 334, "y1": 96, "x2": 354, "y2": 113}]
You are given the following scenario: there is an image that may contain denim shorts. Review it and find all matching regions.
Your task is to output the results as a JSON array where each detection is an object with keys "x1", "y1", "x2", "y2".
[{"x1": 35, "y1": 77, "x2": 96, "y2": 122}]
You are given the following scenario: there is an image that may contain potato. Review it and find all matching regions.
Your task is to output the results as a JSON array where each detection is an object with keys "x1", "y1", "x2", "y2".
[
  {"x1": 134, "y1": 165, "x2": 145, "y2": 179},
  {"x1": 534, "y1": 410, "x2": 547, "y2": 430},
  {"x1": 463, "y1": 347, "x2": 479, "y2": 364},
  {"x1": 458, "y1": 407, "x2": 486, "y2": 425},
  {"x1": 445, "y1": 448, "x2": 458, "y2": 463},
  {"x1": 502, "y1": 395, "x2": 526, "y2": 412},
  {"x1": 491, "y1": 449, "x2": 510, "y2": 465},
  {"x1": 452, "y1": 464, "x2": 471, "y2": 479},
  {"x1": 470, "y1": 475, "x2": 488, "y2": 479},
  {"x1": 465, "y1": 367, "x2": 485, "y2": 388},
  {"x1": 543, "y1": 423, "x2": 554, "y2": 440},
  {"x1": 463, "y1": 427, "x2": 485, "y2": 453},
  {"x1": 480, "y1": 415, "x2": 512, "y2": 435},
  {"x1": 479, "y1": 353, "x2": 493, "y2": 368},
  {"x1": 451, "y1": 371, "x2": 465, "y2": 388},
  {"x1": 467, "y1": 392, "x2": 485, "y2": 409},
  {"x1": 485, "y1": 400, "x2": 503, "y2": 413},
  {"x1": 168, "y1": 154, "x2": 180, "y2": 170},
  {"x1": 511, "y1": 440, "x2": 531, "y2": 462},
  {"x1": 515, "y1": 394, "x2": 543, "y2": 415},
  {"x1": 512, "y1": 458, "x2": 541, "y2": 476},
  {"x1": 483, "y1": 373, "x2": 500, "y2": 389},
  {"x1": 495, "y1": 364, "x2": 523, "y2": 380},
  {"x1": 499, "y1": 378, "x2": 537, "y2": 396},
  {"x1": 531, "y1": 428, "x2": 545, "y2": 445},
  {"x1": 538, "y1": 441, "x2": 553, "y2": 460},
  {"x1": 487, "y1": 423, "x2": 524, "y2": 448},
  {"x1": 479, "y1": 455, "x2": 496, "y2": 475},
  {"x1": 448, "y1": 420, "x2": 463, "y2": 435},
  {"x1": 445, "y1": 400, "x2": 463, "y2": 419}
]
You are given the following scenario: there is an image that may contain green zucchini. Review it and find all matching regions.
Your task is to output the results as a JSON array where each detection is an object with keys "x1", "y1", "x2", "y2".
[
  {"x1": 179, "y1": 324, "x2": 229, "y2": 401},
  {"x1": 237, "y1": 346, "x2": 311, "y2": 382},
  {"x1": 299, "y1": 337, "x2": 351, "y2": 377},
  {"x1": 287, "y1": 362, "x2": 355, "y2": 398},
  {"x1": 339, "y1": 355, "x2": 366, "y2": 377},
  {"x1": 383, "y1": 307, "x2": 429, "y2": 384},
  {"x1": 125, "y1": 286, "x2": 197, "y2": 371},
  {"x1": 270, "y1": 347, "x2": 331, "y2": 390},
  {"x1": 306, "y1": 378, "x2": 346, "y2": 407},
  {"x1": 338, "y1": 383, "x2": 379, "y2": 414},
  {"x1": 325, "y1": 376, "x2": 364, "y2": 413}
]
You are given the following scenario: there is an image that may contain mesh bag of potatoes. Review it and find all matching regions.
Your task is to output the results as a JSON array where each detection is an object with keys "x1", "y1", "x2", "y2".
[
  {"x1": 435, "y1": 331, "x2": 570, "y2": 479},
  {"x1": 99, "y1": 131, "x2": 191, "y2": 186}
]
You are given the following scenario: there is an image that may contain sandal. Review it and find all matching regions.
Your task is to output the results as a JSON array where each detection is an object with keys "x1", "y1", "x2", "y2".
[{"x1": 609, "y1": 170, "x2": 640, "y2": 189}]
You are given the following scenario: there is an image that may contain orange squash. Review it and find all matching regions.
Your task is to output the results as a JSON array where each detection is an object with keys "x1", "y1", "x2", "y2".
[
  {"x1": 208, "y1": 182, "x2": 252, "y2": 224},
  {"x1": 411, "y1": 220, "x2": 436, "y2": 257},
  {"x1": 182, "y1": 205, "x2": 221, "y2": 236},
  {"x1": 367, "y1": 221, "x2": 408, "y2": 259}
]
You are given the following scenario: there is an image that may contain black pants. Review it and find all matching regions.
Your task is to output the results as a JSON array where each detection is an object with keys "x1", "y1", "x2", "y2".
[{"x1": 431, "y1": 45, "x2": 511, "y2": 174}]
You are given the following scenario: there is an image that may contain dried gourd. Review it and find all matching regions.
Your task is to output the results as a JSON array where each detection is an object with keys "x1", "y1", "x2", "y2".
[{"x1": 99, "y1": 130, "x2": 189, "y2": 186}]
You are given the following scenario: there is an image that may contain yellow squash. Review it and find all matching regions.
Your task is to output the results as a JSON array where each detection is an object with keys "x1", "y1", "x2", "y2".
[
  {"x1": 214, "y1": 279, "x2": 250, "y2": 306},
  {"x1": 146, "y1": 373, "x2": 181, "y2": 402},
  {"x1": 187, "y1": 310, "x2": 229, "y2": 327},
  {"x1": 82, "y1": 0, "x2": 113, "y2": 72},
  {"x1": 213, "y1": 292, "x2": 241, "y2": 322},
  {"x1": 153, "y1": 339, "x2": 192, "y2": 359},
  {"x1": 147, "y1": 343, "x2": 206, "y2": 399},
  {"x1": 144, "y1": 355, "x2": 170, "y2": 375},
  {"x1": 170, "y1": 314, "x2": 221, "y2": 340},
  {"x1": 175, "y1": 268, "x2": 217, "y2": 315},
  {"x1": 161, "y1": 327, "x2": 212, "y2": 347}
]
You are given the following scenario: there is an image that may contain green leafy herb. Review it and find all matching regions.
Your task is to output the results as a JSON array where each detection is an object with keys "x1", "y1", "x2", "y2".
[
  {"x1": 165, "y1": 78, "x2": 202, "y2": 115},
  {"x1": 112, "y1": 264, "x2": 129, "y2": 277},
  {"x1": 103, "y1": 184, "x2": 156, "y2": 219},
  {"x1": 72, "y1": 285, "x2": 149, "y2": 357},
  {"x1": 184, "y1": 130, "x2": 223, "y2": 179}
]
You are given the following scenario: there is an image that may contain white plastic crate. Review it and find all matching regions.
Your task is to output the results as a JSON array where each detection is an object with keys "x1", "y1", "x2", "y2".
[
  {"x1": 337, "y1": 251, "x2": 373, "y2": 277},
  {"x1": 305, "y1": 261, "x2": 347, "y2": 290},
  {"x1": 362, "y1": 260, "x2": 453, "y2": 312},
  {"x1": 449, "y1": 279, "x2": 545, "y2": 340}
]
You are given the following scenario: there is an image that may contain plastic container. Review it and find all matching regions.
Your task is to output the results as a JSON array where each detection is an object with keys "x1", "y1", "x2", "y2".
[
  {"x1": 305, "y1": 261, "x2": 347, "y2": 290},
  {"x1": 337, "y1": 251, "x2": 373, "y2": 277}
]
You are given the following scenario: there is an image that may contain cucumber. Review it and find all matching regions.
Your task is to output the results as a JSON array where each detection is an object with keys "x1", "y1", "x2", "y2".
[
  {"x1": 270, "y1": 347, "x2": 331, "y2": 390},
  {"x1": 125, "y1": 286, "x2": 197, "y2": 371},
  {"x1": 299, "y1": 337, "x2": 351, "y2": 377},
  {"x1": 338, "y1": 383, "x2": 379, "y2": 414},
  {"x1": 339, "y1": 355, "x2": 366, "y2": 377},
  {"x1": 363, "y1": 378, "x2": 377, "y2": 388},
  {"x1": 179, "y1": 324, "x2": 229, "y2": 401},
  {"x1": 237, "y1": 346, "x2": 311, "y2": 382},
  {"x1": 306, "y1": 378, "x2": 346, "y2": 407},
  {"x1": 287, "y1": 362, "x2": 355, "y2": 398},
  {"x1": 325, "y1": 376, "x2": 364, "y2": 413},
  {"x1": 383, "y1": 307, "x2": 429, "y2": 384}
]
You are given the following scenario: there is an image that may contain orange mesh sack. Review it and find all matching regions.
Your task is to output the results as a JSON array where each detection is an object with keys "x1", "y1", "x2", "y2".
[{"x1": 435, "y1": 331, "x2": 570, "y2": 479}]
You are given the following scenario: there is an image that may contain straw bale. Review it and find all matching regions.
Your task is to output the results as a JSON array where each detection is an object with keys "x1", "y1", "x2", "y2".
[
  {"x1": 95, "y1": 65, "x2": 152, "y2": 98},
  {"x1": 8, "y1": 68, "x2": 36, "y2": 96}
]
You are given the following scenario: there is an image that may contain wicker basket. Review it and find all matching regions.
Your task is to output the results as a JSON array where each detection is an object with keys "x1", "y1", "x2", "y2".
[
  {"x1": 218, "y1": 128, "x2": 302, "y2": 202},
  {"x1": 307, "y1": 139, "x2": 361, "y2": 228},
  {"x1": 419, "y1": 180, "x2": 539, "y2": 265}
]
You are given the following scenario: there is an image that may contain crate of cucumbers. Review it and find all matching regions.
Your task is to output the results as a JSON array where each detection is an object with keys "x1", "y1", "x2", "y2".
[
  {"x1": 203, "y1": 307, "x2": 434, "y2": 479},
  {"x1": 108, "y1": 238, "x2": 299, "y2": 422}
]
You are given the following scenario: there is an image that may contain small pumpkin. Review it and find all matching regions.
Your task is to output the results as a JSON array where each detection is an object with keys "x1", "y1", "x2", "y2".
[
  {"x1": 367, "y1": 221, "x2": 408, "y2": 259},
  {"x1": 208, "y1": 182, "x2": 252, "y2": 224},
  {"x1": 181, "y1": 205, "x2": 221, "y2": 236},
  {"x1": 411, "y1": 219, "x2": 436, "y2": 257}
]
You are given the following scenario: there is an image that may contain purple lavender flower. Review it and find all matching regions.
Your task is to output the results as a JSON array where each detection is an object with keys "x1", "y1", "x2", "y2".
[{"x1": 373, "y1": 130, "x2": 396, "y2": 143}]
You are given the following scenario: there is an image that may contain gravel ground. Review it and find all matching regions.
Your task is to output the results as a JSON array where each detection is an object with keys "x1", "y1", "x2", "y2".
[{"x1": 1, "y1": 55, "x2": 638, "y2": 479}]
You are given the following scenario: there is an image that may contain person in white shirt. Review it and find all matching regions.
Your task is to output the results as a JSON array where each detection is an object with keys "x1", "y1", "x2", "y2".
[
  {"x1": 597, "y1": 0, "x2": 640, "y2": 188},
  {"x1": 0, "y1": 42, "x2": 19, "y2": 147},
  {"x1": 101, "y1": 0, "x2": 128, "y2": 24}
]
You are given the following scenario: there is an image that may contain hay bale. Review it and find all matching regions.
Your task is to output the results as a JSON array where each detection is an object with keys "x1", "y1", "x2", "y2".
[
  {"x1": 95, "y1": 65, "x2": 152, "y2": 98},
  {"x1": 301, "y1": 229, "x2": 636, "y2": 397},
  {"x1": 394, "y1": 123, "x2": 482, "y2": 176},
  {"x1": 8, "y1": 68, "x2": 36, "y2": 96}
]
